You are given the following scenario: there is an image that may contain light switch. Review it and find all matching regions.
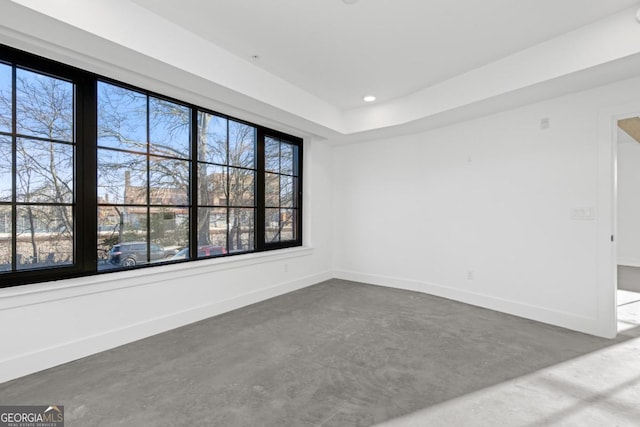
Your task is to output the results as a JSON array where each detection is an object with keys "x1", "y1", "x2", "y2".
[{"x1": 571, "y1": 207, "x2": 596, "y2": 220}]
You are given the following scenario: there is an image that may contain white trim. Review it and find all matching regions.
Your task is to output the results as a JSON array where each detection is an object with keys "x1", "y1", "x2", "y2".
[
  {"x1": 597, "y1": 104, "x2": 640, "y2": 339},
  {"x1": 596, "y1": 108, "x2": 617, "y2": 339},
  {"x1": 334, "y1": 269, "x2": 606, "y2": 337},
  {"x1": 0, "y1": 269, "x2": 332, "y2": 383},
  {"x1": 0, "y1": 247, "x2": 314, "y2": 311}
]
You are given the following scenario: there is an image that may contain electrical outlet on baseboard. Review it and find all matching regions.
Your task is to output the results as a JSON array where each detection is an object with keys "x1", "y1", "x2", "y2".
[{"x1": 466, "y1": 270, "x2": 474, "y2": 281}]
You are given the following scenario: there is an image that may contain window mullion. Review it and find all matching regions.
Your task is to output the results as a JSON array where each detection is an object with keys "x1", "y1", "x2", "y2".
[
  {"x1": 190, "y1": 109, "x2": 198, "y2": 262},
  {"x1": 10, "y1": 63, "x2": 16, "y2": 272},
  {"x1": 225, "y1": 119, "x2": 230, "y2": 254},
  {"x1": 256, "y1": 128, "x2": 265, "y2": 252},
  {"x1": 77, "y1": 76, "x2": 98, "y2": 272}
]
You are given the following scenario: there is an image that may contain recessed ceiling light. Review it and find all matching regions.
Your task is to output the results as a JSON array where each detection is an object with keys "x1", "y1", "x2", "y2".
[
  {"x1": 363, "y1": 95, "x2": 376, "y2": 103},
  {"x1": 343, "y1": 0, "x2": 359, "y2": 4}
]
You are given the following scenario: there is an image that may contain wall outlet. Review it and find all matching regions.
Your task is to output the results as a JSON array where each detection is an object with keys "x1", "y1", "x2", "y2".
[
  {"x1": 466, "y1": 270, "x2": 474, "y2": 280},
  {"x1": 284, "y1": 263, "x2": 289, "y2": 273}
]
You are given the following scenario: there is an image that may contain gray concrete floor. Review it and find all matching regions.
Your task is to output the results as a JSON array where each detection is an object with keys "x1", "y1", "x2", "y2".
[
  {"x1": 618, "y1": 265, "x2": 640, "y2": 334},
  {"x1": 1, "y1": 279, "x2": 639, "y2": 426},
  {"x1": 617, "y1": 289, "x2": 640, "y2": 334},
  {"x1": 618, "y1": 265, "x2": 640, "y2": 293}
]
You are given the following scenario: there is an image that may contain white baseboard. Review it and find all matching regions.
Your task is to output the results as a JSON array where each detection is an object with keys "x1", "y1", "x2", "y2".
[
  {"x1": 333, "y1": 269, "x2": 606, "y2": 338},
  {"x1": 617, "y1": 258, "x2": 640, "y2": 268},
  {"x1": 0, "y1": 270, "x2": 332, "y2": 384}
]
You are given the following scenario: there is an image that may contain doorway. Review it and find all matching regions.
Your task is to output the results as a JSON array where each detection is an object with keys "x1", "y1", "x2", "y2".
[{"x1": 616, "y1": 117, "x2": 640, "y2": 332}]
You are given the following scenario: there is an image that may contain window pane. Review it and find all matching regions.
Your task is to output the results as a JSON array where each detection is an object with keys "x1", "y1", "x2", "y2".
[
  {"x1": 0, "y1": 62, "x2": 11, "y2": 133},
  {"x1": 280, "y1": 176, "x2": 294, "y2": 208},
  {"x1": 265, "y1": 208, "x2": 280, "y2": 243},
  {"x1": 281, "y1": 142, "x2": 295, "y2": 175},
  {"x1": 98, "y1": 206, "x2": 156, "y2": 269},
  {"x1": 280, "y1": 209, "x2": 297, "y2": 241},
  {"x1": 15, "y1": 139, "x2": 73, "y2": 204},
  {"x1": 265, "y1": 208, "x2": 297, "y2": 243},
  {"x1": 106, "y1": 206, "x2": 146, "y2": 242},
  {"x1": 100, "y1": 206, "x2": 148, "y2": 269},
  {"x1": 149, "y1": 97, "x2": 190, "y2": 159},
  {"x1": 97, "y1": 82, "x2": 147, "y2": 152},
  {"x1": 0, "y1": 205, "x2": 10, "y2": 272},
  {"x1": 150, "y1": 206, "x2": 188, "y2": 258},
  {"x1": 16, "y1": 205, "x2": 73, "y2": 270},
  {"x1": 265, "y1": 137, "x2": 279, "y2": 173},
  {"x1": 98, "y1": 149, "x2": 147, "y2": 205},
  {"x1": 228, "y1": 208, "x2": 254, "y2": 253},
  {"x1": 198, "y1": 207, "x2": 227, "y2": 249},
  {"x1": 16, "y1": 68, "x2": 74, "y2": 142},
  {"x1": 149, "y1": 157, "x2": 189, "y2": 206},
  {"x1": 198, "y1": 164, "x2": 227, "y2": 206},
  {"x1": 97, "y1": 205, "x2": 123, "y2": 270},
  {"x1": 229, "y1": 120, "x2": 255, "y2": 168},
  {"x1": 0, "y1": 136, "x2": 11, "y2": 201},
  {"x1": 265, "y1": 172, "x2": 279, "y2": 207},
  {"x1": 228, "y1": 167, "x2": 254, "y2": 207},
  {"x1": 197, "y1": 112, "x2": 227, "y2": 165}
]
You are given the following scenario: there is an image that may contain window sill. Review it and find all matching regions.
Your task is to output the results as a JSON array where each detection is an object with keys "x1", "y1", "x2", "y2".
[{"x1": 0, "y1": 246, "x2": 314, "y2": 310}]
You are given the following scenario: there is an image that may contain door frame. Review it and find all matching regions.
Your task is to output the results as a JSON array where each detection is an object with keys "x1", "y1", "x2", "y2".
[{"x1": 597, "y1": 104, "x2": 640, "y2": 338}]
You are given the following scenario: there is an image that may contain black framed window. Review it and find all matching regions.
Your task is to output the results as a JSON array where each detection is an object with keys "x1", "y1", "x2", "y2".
[
  {"x1": 197, "y1": 113, "x2": 257, "y2": 256},
  {"x1": 264, "y1": 135, "x2": 300, "y2": 246},
  {"x1": 0, "y1": 44, "x2": 302, "y2": 288},
  {"x1": 0, "y1": 61, "x2": 76, "y2": 275},
  {"x1": 97, "y1": 81, "x2": 191, "y2": 270}
]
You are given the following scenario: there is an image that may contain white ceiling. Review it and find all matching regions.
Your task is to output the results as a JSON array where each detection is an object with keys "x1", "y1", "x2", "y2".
[{"x1": 132, "y1": 0, "x2": 639, "y2": 110}]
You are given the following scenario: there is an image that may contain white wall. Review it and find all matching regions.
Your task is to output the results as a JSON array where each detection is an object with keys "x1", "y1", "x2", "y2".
[
  {"x1": 0, "y1": 138, "x2": 333, "y2": 384},
  {"x1": 333, "y1": 76, "x2": 640, "y2": 338},
  {"x1": 617, "y1": 128, "x2": 640, "y2": 267}
]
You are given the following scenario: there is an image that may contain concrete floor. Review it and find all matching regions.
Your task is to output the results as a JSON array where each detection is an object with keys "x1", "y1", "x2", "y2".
[
  {"x1": 1, "y1": 279, "x2": 639, "y2": 426},
  {"x1": 618, "y1": 265, "x2": 640, "y2": 335},
  {"x1": 618, "y1": 265, "x2": 640, "y2": 293},
  {"x1": 617, "y1": 289, "x2": 640, "y2": 333}
]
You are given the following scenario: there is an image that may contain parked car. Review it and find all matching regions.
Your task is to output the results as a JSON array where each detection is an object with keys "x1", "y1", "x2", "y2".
[
  {"x1": 171, "y1": 248, "x2": 189, "y2": 260},
  {"x1": 198, "y1": 245, "x2": 227, "y2": 257},
  {"x1": 108, "y1": 242, "x2": 167, "y2": 267},
  {"x1": 170, "y1": 245, "x2": 227, "y2": 260},
  {"x1": 162, "y1": 246, "x2": 180, "y2": 258}
]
